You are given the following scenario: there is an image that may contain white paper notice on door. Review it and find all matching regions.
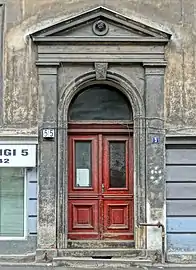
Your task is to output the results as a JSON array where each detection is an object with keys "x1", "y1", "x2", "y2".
[{"x1": 76, "y1": 168, "x2": 90, "y2": 187}]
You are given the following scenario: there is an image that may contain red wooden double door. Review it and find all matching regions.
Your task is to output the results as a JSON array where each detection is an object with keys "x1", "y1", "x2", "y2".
[{"x1": 68, "y1": 133, "x2": 134, "y2": 240}]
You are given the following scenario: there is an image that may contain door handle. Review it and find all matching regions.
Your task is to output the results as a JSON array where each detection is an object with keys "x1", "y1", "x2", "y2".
[{"x1": 102, "y1": 183, "x2": 105, "y2": 193}]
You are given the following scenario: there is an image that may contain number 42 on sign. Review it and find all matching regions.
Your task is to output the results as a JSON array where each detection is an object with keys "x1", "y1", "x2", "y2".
[{"x1": 0, "y1": 145, "x2": 36, "y2": 167}]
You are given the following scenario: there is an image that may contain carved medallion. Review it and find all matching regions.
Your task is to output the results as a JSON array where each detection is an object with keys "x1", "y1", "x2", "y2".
[
  {"x1": 92, "y1": 20, "x2": 109, "y2": 36},
  {"x1": 94, "y1": 63, "x2": 108, "y2": 80}
]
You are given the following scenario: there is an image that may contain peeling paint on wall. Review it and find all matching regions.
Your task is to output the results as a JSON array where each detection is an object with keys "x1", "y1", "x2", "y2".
[{"x1": 1, "y1": 0, "x2": 196, "y2": 133}]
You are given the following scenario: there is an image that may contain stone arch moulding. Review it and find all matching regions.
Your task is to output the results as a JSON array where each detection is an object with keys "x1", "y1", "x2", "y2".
[
  {"x1": 58, "y1": 70, "x2": 145, "y2": 121},
  {"x1": 30, "y1": 5, "x2": 171, "y2": 252}
]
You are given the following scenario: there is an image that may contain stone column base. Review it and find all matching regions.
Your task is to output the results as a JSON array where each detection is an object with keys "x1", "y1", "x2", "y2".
[{"x1": 36, "y1": 249, "x2": 57, "y2": 263}]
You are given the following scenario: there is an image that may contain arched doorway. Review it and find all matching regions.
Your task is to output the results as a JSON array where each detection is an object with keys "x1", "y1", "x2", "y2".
[{"x1": 67, "y1": 84, "x2": 134, "y2": 241}]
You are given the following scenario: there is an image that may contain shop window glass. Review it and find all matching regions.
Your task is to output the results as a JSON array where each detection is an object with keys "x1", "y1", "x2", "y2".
[{"x1": 0, "y1": 168, "x2": 24, "y2": 237}]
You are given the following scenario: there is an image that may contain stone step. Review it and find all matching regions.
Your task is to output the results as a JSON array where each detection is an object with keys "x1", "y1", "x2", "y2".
[
  {"x1": 53, "y1": 256, "x2": 152, "y2": 268},
  {"x1": 57, "y1": 248, "x2": 146, "y2": 258},
  {"x1": 0, "y1": 253, "x2": 35, "y2": 263},
  {"x1": 67, "y1": 240, "x2": 135, "y2": 249}
]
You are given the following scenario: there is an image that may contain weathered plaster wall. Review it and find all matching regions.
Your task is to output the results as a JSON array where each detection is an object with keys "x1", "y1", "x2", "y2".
[
  {"x1": 1, "y1": 0, "x2": 196, "y2": 135},
  {"x1": 1, "y1": 0, "x2": 193, "y2": 256}
]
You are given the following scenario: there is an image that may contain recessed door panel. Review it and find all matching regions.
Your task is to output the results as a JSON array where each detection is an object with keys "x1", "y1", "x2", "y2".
[
  {"x1": 68, "y1": 199, "x2": 99, "y2": 239},
  {"x1": 103, "y1": 200, "x2": 134, "y2": 240}
]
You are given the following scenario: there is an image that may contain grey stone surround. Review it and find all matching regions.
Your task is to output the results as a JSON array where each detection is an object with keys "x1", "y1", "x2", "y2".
[{"x1": 30, "y1": 6, "x2": 171, "y2": 256}]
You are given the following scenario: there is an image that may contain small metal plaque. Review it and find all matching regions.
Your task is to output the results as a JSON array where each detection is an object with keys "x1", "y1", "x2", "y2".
[
  {"x1": 42, "y1": 129, "x2": 55, "y2": 139},
  {"x1": 152, "y1": 137, "x2": 160, "y2": 144}
]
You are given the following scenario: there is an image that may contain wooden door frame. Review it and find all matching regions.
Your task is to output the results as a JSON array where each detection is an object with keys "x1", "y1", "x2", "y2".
[{"x1": 67, "y1": 123, "x2": 134, "y2": 241}]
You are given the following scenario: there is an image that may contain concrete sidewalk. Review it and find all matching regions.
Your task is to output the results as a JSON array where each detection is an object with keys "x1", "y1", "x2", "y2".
[{"x1": 1, "y1": 263, "x2": 196, "y2": 270}]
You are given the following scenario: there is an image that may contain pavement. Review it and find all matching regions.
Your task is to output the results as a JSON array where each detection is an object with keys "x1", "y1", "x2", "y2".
[{"x1": 0, "y1": 265, "x2": 196, "y2": 270}]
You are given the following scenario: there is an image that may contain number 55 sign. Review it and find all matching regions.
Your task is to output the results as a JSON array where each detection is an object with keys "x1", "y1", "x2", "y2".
[{"x1": 42, "y1": 129, "x2": 55, "y2": 139}]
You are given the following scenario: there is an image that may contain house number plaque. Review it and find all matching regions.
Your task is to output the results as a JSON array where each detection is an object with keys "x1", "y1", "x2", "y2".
[{"x1": 42, "y1": 129, "x2": 55, "y2": 139}]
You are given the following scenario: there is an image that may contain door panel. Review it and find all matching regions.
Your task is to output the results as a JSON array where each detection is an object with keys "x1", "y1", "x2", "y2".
[
  {"x1": 68, "y1": 135, "x2": 99, "y2": 239},
  {"x1": 68, "y1": 134, "x2": 134, "y2": 240},
  {"x1": 103, "y1": 200, "x2": 134, "y2": 240},
  {"x1": 102, "y1": 136, "x2": 134, "y2": 239},
  {"x1": 68, "y1": 199, "x2": 99, "y2": 239}
]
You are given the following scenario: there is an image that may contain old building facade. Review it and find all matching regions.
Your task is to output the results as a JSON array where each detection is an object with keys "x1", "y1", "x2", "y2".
[{"x1": 0, "y1": 0, "x2": 195, "y2": 264}]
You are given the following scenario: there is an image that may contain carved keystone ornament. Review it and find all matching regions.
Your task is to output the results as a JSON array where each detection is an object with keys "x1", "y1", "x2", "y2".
[{"x1": 94, "y1": 62, "x2": 108, "y2": 80}]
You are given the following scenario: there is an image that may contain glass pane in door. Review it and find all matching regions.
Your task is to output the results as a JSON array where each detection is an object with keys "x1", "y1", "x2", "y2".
[
  {"x1": 109, "y1": 142, "x2": 126, "y2": 188},
  {"x1": 75, "y1": 141, "x2": 92, "y2": 187}
]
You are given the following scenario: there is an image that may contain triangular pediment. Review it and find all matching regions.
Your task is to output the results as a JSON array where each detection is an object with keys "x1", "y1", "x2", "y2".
[{"x1": 31, "y1": 6, "x2": 171, "y2": 43}]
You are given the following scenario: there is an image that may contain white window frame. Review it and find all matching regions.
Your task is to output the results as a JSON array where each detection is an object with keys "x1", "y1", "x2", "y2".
[{"x1": 0, "y1": 168, "x2": 27, "y2": 240}]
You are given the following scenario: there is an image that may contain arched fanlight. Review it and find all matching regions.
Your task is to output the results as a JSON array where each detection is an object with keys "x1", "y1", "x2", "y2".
[{"x1": 68, "y1": 85, "x2": 133, "y2": 121}]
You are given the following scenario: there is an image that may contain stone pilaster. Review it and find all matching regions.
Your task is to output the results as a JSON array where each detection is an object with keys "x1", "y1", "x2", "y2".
[
  {"x1": 143, "y1": 62, "x2": 167, "y2": 250},
  {"x1": 37, "y1": 66, "x2": 58, "y2": 250}
]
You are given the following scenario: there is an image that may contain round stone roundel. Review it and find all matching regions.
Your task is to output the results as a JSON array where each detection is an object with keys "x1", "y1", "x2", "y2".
[{"x1": 92, "y1": 20, "x2": 109, "y2": 36}]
